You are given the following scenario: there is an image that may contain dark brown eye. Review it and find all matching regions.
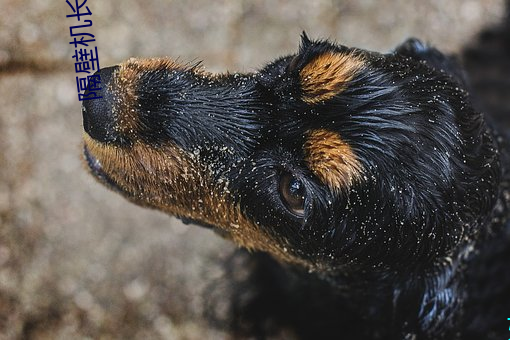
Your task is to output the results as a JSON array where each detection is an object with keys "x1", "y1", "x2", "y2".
[{"x1": 279, "y1": 173, "x2": 306, "y2": 217}]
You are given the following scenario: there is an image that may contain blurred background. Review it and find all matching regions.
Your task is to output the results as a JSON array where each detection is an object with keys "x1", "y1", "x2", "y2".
[{"x1": 0, "y1": 0, "x2": 506, "y2": 338}]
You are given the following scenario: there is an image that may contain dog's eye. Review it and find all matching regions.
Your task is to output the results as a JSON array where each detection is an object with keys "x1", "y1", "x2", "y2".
[{"x1": 279, "y1": 173, "x2": 306, "y2": 217}]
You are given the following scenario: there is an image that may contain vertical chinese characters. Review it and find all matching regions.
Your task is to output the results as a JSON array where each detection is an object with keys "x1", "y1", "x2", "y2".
[{"x1": 66, "y1": 0, "x2": 102, "y2": 101}]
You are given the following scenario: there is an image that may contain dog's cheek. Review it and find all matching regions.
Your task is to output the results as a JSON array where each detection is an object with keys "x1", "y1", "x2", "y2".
[{"x1": 84, "y1": 134, "x2": 317, "y2": 269}]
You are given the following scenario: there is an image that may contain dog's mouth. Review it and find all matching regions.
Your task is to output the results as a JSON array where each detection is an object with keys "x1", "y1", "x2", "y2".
[{"x1": 83, "y1": 144, "x2": 126, "y2": 195}]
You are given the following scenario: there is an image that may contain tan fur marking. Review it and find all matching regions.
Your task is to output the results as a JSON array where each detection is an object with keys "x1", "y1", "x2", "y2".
[
  {"x1": 304, "y1": 129, "x2": 363, "y2": 192},
  {"x1": 300, "y1": 52, "x2": 364, "y2": 104},
  {"x1": 111, "y1": 63, "x2": 138, "y2": 137},
  {"x1": 83, "y1": 134, "x2": 311, "y2": 269}
]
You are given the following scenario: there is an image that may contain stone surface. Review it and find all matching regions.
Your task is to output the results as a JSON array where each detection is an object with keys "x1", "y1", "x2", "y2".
[{"x1": 0, "y1": 0, "x2": 505, "y2": 339}]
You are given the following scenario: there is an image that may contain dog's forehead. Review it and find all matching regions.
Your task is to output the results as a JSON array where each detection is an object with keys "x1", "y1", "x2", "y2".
[{"x1": 258, "y1": 38, "x2": 368, "y2": 105}]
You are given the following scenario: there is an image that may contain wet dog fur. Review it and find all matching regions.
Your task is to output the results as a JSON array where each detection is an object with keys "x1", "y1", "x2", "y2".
[{"x1": 81, "y1": 8, "x2": 510, "y2": 340}]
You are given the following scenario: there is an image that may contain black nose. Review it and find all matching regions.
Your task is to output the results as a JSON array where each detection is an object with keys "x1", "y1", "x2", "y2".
[{"x1": 82, "y1": 66, "x2": 120, "y2": 143}]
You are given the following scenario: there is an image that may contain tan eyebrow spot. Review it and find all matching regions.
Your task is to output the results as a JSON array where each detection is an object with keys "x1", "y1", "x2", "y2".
[
  {"x1": 304, "y1": 129, "x2": 363, "y2": 192},
  {"x1": 300, "y1": 52, "x2": 365, "y2": 104}
]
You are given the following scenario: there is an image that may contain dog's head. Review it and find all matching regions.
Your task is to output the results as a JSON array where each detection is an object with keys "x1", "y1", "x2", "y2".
[{"x1": 82, "y1": 34, "x2": 499, "y2": 274}]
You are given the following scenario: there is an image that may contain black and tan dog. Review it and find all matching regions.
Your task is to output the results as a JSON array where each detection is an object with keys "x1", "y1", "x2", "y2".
[{"x1": 81, "y1": 20, "x2": 510, "y2": 340}]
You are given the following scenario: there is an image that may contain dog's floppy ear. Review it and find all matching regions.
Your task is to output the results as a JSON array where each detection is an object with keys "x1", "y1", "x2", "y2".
[{"x1": 394, "y1": 38, "x2": 468, "y2": 87}]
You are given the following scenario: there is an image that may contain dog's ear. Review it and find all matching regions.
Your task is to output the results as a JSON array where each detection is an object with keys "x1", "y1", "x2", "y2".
[{"x1": 394, "y1": 38, "x2": 468, "y2": 87}]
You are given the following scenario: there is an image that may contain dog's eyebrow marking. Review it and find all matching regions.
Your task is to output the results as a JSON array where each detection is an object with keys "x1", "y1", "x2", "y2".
[
  {"x1": 304, "y1": 129, "x2": 363, "y2": 192},
  {"x1": 300, "y1": 52, "x2": 365, "y2": 104}
]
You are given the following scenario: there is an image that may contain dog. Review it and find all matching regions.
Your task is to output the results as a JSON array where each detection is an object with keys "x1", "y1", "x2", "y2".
[{"x1": 81, "y1": 20, "x2": 510, "y2": 340}]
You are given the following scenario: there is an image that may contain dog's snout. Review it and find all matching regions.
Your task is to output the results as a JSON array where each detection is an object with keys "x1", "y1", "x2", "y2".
[{"x1": 82, "y1": 66, "x2": 120, "y2": 143}]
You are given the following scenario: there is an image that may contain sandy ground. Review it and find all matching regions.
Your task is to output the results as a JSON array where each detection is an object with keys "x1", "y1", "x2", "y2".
[{"x1": 0, "y1": 1, "x2": 506, "y2": 339}]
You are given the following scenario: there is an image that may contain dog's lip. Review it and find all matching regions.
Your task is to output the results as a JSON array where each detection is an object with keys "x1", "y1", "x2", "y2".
[
  {"x1": 83, "y1": 145, "x2": 125, "y2": 194},
  {"x1": 84, "y1": 144, "x2": 103, "y2": 174},
  {"x1": 84, "y1": 146, "x2": 228, "y2": 235}
]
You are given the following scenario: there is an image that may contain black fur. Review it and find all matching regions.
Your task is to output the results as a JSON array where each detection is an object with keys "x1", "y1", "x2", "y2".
[{"x1": 211, "y1": 35, "x2": 507, "y2": 339}]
